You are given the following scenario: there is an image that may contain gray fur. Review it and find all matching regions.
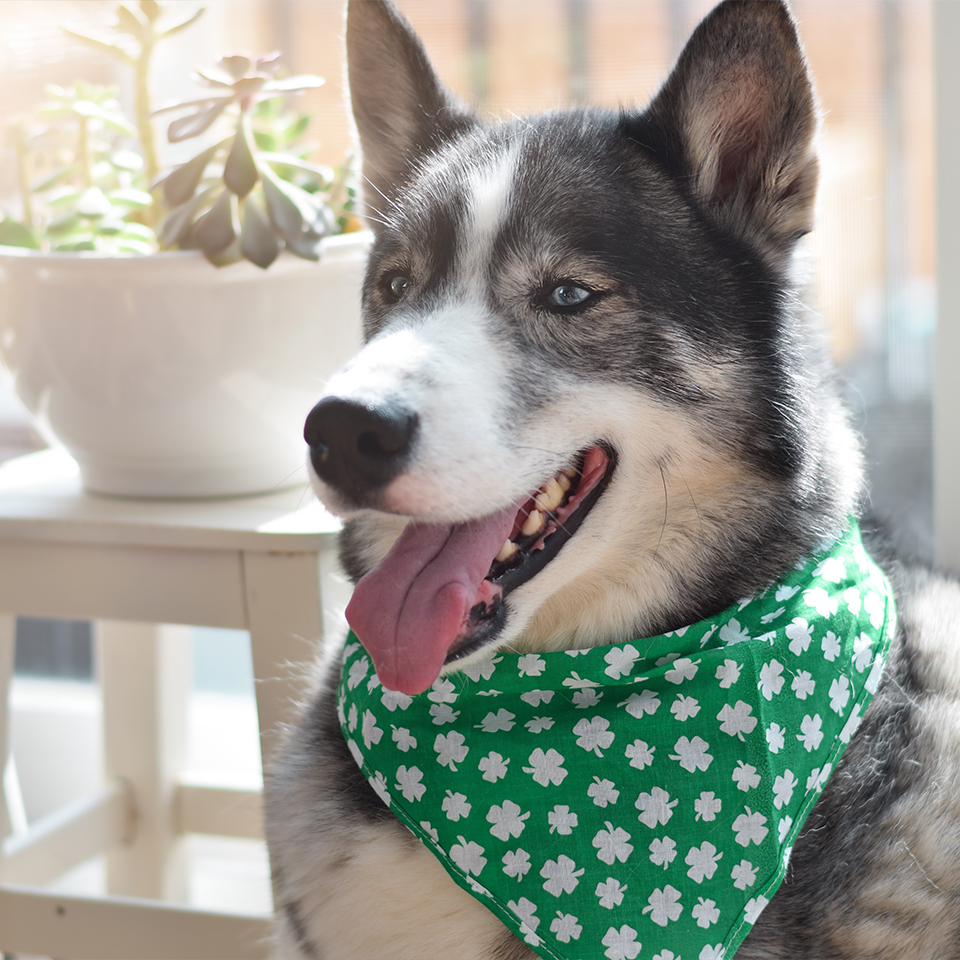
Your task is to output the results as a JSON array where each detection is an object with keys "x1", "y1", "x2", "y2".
[{"x1": 265, "y1": 2, "x2": 960, "y2": 957}]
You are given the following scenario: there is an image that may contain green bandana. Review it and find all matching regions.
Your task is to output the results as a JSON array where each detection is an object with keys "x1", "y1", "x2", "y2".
[{"x1": 338, "y1": 522, "x2": 895, "y2": 960}]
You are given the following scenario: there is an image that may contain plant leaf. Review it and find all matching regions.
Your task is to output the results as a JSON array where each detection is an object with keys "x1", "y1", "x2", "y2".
[
  {"x1": 260, "y1": 163, "x2": 332, "y2": 244},
  {"x1": 223, "y1": 122, "x2": 258, "y2": 197},
  {"x1": 158, "y1": 7, "x2": 204, "y2": 38},
  {"x1": 158, "y1": 187, "x2": 216, "y2": 248},
  {"x1": 76, "y1": 186, "x2": 113, "y2": 219},
  {"x1": 221, "y1": 55, "x2": 252, "y2": 80},
  {"x1": 192, "y1": 189, "x2": 236, "y2": 256},
  {"x1": 193, "y1": 68, "x2": 236, "y2": 90},
  {"x1": 139, "y1": 0, "x2": 161, "y2": 22},
  {"x1": 262, "y1": 75, "x2": 325, "y2": 93},
  {"x1": 162, "y1": 141, "x2": 223, "y2": 206},
  {"x1": 167, "y1": 100, "x2": 231, "y2": 143},
  {"x1": 106, "y1": 188, "x2": 155, "y2": 208},
  {"x1": 116, "y1": 4, "x2": 149, "y2": 41},
  {"x1": 282, "y1": 230, "x2": 324, "y2": 261},
  {"x1": 113, "y1": 238, "x2": 156, "y2": 255},
  {"x1": 61, "y1": 28, "x2": 136, "y2": 66},
  {"x1": 30, "y1": 164, "x2": 79, "y2": 193},
  {"x1": 240, "y1": 194, "x2": 280, "y2": 268},
  {"x1": 152, "y1": 96, "x2": 231, "y2": 116},
  {"x1": 110, "y1": 149, "x2": 144, "y2": 172},
  {"x1": 260, "y1": 152, "x2": 333, "y2": 184},
  {"x1": 0, "y1": 219, "x2": 39, "y2": 249}
]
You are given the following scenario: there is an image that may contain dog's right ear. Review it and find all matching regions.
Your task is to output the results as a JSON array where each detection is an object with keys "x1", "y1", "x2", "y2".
[{"x1": 346, "y1": 0, "x2": 477, "y2": 229}]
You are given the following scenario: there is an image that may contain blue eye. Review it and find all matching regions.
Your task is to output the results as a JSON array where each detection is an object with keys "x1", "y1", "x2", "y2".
[{"x1": 546, "y1": 284, "x2": 592, "y2": 308}]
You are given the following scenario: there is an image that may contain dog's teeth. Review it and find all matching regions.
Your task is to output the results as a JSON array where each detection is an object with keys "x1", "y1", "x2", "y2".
[
  {"x1": 557, "y1": 473, "x2": 572, "y2": 493},
  {"x1": 521, "y1": 509, "x2": 545, "y2": 537},
  {"x1": 535, "y1": 477, "x2": 565, "y2": 512},
  {"x1": 495, "y1": 540, "x2": 519, "y2": 562},
  {"x1": 560, "y1": 466, "x2": 578, "y2": 478}
]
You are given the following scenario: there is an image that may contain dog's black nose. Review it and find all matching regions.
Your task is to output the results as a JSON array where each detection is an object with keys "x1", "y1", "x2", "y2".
[{"x1": 304, "y1": 397, "x2": 419, "y2": 494}]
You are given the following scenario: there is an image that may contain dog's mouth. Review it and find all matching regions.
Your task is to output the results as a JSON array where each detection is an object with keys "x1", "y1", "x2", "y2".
[{"x1": 345, "y1": 444, "x2": 615, "y2": 695}]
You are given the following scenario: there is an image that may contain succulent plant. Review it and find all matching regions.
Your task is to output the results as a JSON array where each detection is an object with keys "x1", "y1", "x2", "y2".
[{"x1": 0, "y1": 1, "x2": 356, "y2": 268}]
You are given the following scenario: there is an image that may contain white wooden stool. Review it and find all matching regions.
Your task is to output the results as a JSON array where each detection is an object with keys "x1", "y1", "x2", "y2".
[{"x1": 0, "y1": 448, "x2": 345, "y2": 959}]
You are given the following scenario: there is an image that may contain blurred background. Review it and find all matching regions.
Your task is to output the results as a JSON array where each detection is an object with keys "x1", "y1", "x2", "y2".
[{"x1": 0, "y1": 0, "x2": 936, "y2": 914}]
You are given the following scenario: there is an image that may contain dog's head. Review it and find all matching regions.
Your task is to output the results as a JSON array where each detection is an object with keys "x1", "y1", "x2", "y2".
[{"x1": 305, "y1": 0, "x2": 861, "y2": 694}]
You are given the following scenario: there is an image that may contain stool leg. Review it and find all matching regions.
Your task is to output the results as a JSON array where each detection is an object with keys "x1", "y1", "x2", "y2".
[{"x1": 98, "y1": 620, "x2": 191, "y2": 901}]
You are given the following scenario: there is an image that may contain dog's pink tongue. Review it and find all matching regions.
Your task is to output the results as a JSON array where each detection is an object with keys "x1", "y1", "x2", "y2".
[{"x1": 345, "y1": 505, "x2": 518, "y2": 695}]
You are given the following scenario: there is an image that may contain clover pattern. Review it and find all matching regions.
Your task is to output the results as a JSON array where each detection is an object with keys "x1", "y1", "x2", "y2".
[{"x1": 338, "y1": 524, "x2": 894, "y2": 960}]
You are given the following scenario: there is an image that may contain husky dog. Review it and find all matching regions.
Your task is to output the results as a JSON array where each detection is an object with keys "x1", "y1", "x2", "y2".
[{"x1": 265, "y1": 1, "x2": 960, "y2": 957}]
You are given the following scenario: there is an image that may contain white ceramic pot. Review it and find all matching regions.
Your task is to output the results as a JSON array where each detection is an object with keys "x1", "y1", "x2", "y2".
[{"x1": 0, "y1": 231, "x2": 370, "y2": 498}]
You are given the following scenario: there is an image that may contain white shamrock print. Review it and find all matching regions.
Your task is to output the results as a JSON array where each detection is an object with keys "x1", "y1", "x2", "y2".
[
  {"x1": 829, "y1": 675, "x2": 850, "y2": 714},
  {"x1": 450, "y1": 836, "x2": 486, "y2": 876},
  {"x1": 719, "y1": 618, "x2": 750, "y2": 645},
  {"x1": 700, "y1": 945, "x2": 725, "y2": 960},
  {"x1": 685, "y1": 841, "x2": 722, "y2": 882},
  {"x1": 806, "y1": 764, "x2": 831, "y2": 792},
  {"x1": 840, "y1": 704, "x2": 864, "y2": 744},
  {"x1": 766, "y1": 722, "x2": 786, "y2": 754},
  {"x1": 758, "y1": 660, "x2": 785, "y2": 700},
  {"x1": 461, "y1": 655, "x2": 499, "y2": 682},
  {"x1": 778, "y1": 815, "x2": 793, "y2": 843},
  {"x1": 520, "y1": 689, "x2": 555, "y2": 707},
  {"x1": 671, "y1": 694, "x2": 701, "y2": 721},
  {"x1": 573, "y1": 688, "x2": 603, "y2": 709},
  {"x1": 716, "y1": 659, "x2": 741, "y2": 688},
  {"x1": 588, "y1": 777, "x2": 620, "y2": 807},
  {"x1": 347, "y1": 657, "x2": 369, "y2": 689},
  {"x1": 733, "y1": 808, "x2": 768, "y2": 847},
  {"x1": 525, "y1": 716, "x2": 555, "y2": 734},
  {"x1": 785, "y1": 618, "x2": 813, "y2": 655},
  {"x1": 593, "y1": 822, "x2": 634, "y2": 864},
  {"x1": 670, "y1": 735, "x2": 713, "y2": 772},
  {"x1": 574, "y1": 716, "x2": 615, "y2": 757},
  {"x1": 843, "y1": 586, "x2": 862, "y2": 615},
  {"x1": 853, "y1": 633, "x2": 874, "y2": 673},
  {"x1": 773, "y1": 769, "x2": 797, "y2": 809},
  {"x1": 604, "y1": 644, "x2": 639, "y2": 679},
  {"x1": 649, "y1": 835, "x2": 677, "y2": 869},
  {"x1": 550, "y1": 912, "x2": 583, "y2": 944},
  {"x1": 391, "y1": 726, "x2": 417, "y2": 752},
  {"x1": 541, "y1": 855, "x2": 584, "y2": 896},
  {"x1": 502, "y1": 848, "x2": 531, "y2": 879},
  {"x1": 732, "y1": 761, "x2": 760, "y2": 792},
  {"x1": 429, "y1": 703, "x2": 460, "y2": 725},
  {"x1": 517, "y1": 654, "x2": 546, "y2": 677},
  {"x1": 479, "y1": 751, "x2": 510, "y2": 782},
  {"x1": 760, "y1": 606, "x2": 786, "y2": 624},
  {"x1": 731, "y1": 859, "x2": 758, "y2": 890},
  {"x1": 619, "y1": 690, "x2": 660, "y2": 717},
  {"x1": 864, "y1": 591, "x2": 884, "y2": 629},
  {"x1": 563, "y1": 672, "x2": 601, "y2": 690},
  {"x1": 395, "y1": 765, "x2": 425, "y2": 802},
  {"x1": 692, "y1": 897, "x2": 720, "y2": 928},
  {"x1": 507, "y1": 896, "x2": 540, "y2": 939},
  {"x1": 548, "y1": 805, "x2": 579, "y2": 835},
  {"x1": 776, "y1": 584, "x2": 800, "y2": 602},
  {"x1": 653, "y1": 952, "x2": 680, "y2": 960},
  {"x1": 814, "y1": 555, "x2": 846, "y2": 583},
  {"x1": 798, "y1": 714, "x2": 824, "y2": 752},
  {"x1": 718, "y1": 700, "x2": 757, "y2": 740},
  {"x1": 635, "y1": 786, "x2": 678, "y2": 828},
  {"x1": 665, "y1": 658, "x2": 699, "y2": 684},
  {"x1": 821, "y1": 631, "x2": 841, "y2": 661},
  {"x1": 596, "y1": 877, "x2": 628, "y2": 908},
  {"x1": 745, "y1": 896, "x2": 770, "y2": 924},
  {"x1": 442, "y1": 790, "x2": 472, "y2": 821},
  {"x1": 477, "y1": 708, "x2": 515, "y2": 733},
  {"x1": 624, "y1": 739, "x2": 655, "y2": 770},
  {"x1": 380, "y1": 688, "x2": 413, "y2": 711},
  {"x1": 487, "y1": 799, "x2": 529, "y2": 840},
  {"x1": 695, "y1": 791, "x2": 722, "y2": 821},
  {"x1": 362, "y1": 710, "x2": 383, "y2": 749},
  {"x1": 643, "y1": 885, "x2": 683, "y2": 926},
  {"x1": 523, "y1": 747, "x2": 568, "y2": 786},
  {"x1": 369, "y1": 770, "x2": 390, "y2": 806},
  {"x1": 601, "y1": 924, "x2": 642, "y2": 960},
  {"x1": 427, "y1": 677, "x2": 458, "y2": 703},
  {"x1": 866, "y1": 653, "x2": 885, "y2": 694},
  {"x1": 434, "y1": 730, "x2": 468, "y2": 771},
  {"x1": 419, "y1": 820, "x2": 439, "y2": 845},
  {"x1": 803, "y1": 587, "x2": 837, "y2": 618},
  {"x1": 791, "y1": 670, "x2": 815, "y2": 700},
  {"x1": 366, "y1": 671, "x2": 381, "y2": 692}
]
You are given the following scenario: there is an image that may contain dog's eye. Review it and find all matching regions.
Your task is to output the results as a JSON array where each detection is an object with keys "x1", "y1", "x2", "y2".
[
  {"x1": 386, "y1": 275, "x2": 411, "y2": 300},
  {"x1": 545, "y1": 284, "x2": 592, "y2": 309}
]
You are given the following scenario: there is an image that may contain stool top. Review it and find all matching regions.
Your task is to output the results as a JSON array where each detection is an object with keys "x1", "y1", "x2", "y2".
[{"x1": 0, "y1": 448, "x2": 341, "y2": 552}]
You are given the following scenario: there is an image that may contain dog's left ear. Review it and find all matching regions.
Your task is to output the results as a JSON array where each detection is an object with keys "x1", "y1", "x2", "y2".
[{"x1": 643, "y1": 0, "x2": 818, "y2": 265}]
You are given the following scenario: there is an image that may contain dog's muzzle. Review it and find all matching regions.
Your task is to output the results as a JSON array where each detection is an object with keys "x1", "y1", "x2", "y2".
[{"x1": 304, "y1": 397, "x2": 419, "y2": 497}]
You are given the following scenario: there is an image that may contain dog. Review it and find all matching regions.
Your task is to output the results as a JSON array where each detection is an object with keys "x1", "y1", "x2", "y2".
[{"x1": 264, "y1": 1, "x2": 960, "y2": 957}]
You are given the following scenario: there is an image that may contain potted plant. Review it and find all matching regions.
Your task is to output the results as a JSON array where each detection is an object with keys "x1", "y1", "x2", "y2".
[{"x1": 0, "y1": 1, "x2": 370, "y2": 498}]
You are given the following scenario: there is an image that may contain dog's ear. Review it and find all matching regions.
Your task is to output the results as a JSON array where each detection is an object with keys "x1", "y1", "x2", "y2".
[
  {"x1": 643, "y1": 0, "x2": 818, "y2": 264},
  {"x1": 346, "y1": 0, "x2": 478, "y2": 229}
]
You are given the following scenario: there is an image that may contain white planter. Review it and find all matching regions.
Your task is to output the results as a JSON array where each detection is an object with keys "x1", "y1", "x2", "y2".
[{"x1": 0, "y1": 232, "x2": 370, "y2": 498}]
